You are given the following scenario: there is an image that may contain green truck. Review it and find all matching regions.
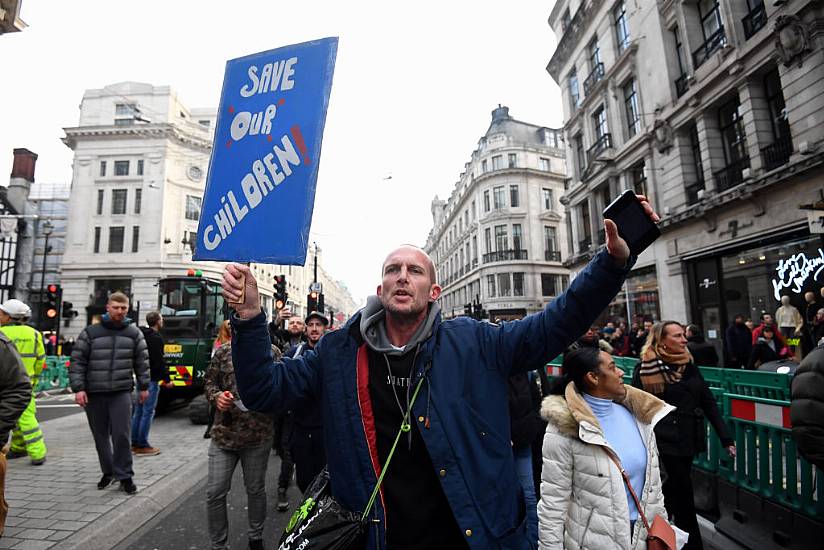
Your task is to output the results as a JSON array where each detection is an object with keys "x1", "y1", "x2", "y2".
[{"x1": 157, "y1": 272, "x2": 228, "y2": 423}]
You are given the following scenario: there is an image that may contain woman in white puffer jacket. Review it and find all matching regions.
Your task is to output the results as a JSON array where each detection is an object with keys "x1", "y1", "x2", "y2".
[{"x1": 538, "y1": 347, "x2": 674, "y2": 549}]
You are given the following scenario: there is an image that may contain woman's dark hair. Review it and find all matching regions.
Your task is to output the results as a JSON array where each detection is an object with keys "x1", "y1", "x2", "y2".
[{"x1": 550, "y1": 347, "x2": 602, "y2": 395}]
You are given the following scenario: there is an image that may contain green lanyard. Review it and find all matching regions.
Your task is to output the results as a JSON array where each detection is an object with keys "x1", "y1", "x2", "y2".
[{"x1": 362, "y1": 374, "x2": 427, "y2": 520}]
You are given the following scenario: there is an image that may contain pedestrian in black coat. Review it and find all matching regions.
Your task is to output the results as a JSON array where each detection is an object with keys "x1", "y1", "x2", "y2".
[
  {"x1": 791, "y1": 344, "x2": 824, "y2": 469},
  {"x1": 724, "y1": 315, "x2": 752, "y2": 369},
  {"x1": 686, "y1": 324, "x2": 719, "y2": 367}
]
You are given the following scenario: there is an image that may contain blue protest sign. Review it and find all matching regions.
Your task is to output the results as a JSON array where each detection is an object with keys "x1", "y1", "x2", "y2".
[{"x1": 193, "y1": 37, "x2": 338, "y2": 264}]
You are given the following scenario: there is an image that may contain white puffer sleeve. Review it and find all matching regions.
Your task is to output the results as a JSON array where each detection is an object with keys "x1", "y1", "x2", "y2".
[{"x1": 538, "y1": 427, "x2": 573, "y2": 549}]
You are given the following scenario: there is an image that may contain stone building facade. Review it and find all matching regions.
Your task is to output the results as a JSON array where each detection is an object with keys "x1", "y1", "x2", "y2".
[
  {"x1": 424, "y1": 106, "x2": 570, "y2": 320},
  {"x1": 547, "y1": 0, "x2": 824, "y2": 354}
]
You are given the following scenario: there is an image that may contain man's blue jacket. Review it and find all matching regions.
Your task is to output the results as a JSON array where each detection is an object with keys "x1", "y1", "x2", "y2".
[{"x1": 231, "y1": 250, "x2": 631, "y2": 549}]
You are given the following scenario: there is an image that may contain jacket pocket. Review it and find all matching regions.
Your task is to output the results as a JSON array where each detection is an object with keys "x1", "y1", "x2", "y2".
[{"x1": 577, "y1": 507, "x2": 595, "y2": 549}]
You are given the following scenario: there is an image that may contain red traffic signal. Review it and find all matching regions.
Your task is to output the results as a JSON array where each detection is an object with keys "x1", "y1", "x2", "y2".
[{"x1": 47, "y1": 284, "x2": 58, "y2": 293}]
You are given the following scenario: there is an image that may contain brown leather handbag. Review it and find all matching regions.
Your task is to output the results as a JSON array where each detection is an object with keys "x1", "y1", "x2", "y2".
[{"x1": 604, "y1": 449, "x2": 676, "y2": 550}]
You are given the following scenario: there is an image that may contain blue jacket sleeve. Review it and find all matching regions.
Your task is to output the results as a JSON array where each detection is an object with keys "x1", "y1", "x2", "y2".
[
  {"x1": 494, "y1": 250, "x2": 633, "y2": 376},
  {"x1": 231, "y1": 311, "x2": 320, "y2": 414}
]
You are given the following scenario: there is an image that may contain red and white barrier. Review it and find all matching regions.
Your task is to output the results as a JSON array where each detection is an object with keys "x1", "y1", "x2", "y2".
[
  {"x1": 730, "y1": 398, "x2": 791, "y2": 429},
  {"x1": 546, "y1": 365, "x2": 563, "y2": 378}
]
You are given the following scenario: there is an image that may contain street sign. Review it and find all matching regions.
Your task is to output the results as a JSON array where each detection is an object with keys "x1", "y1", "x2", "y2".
[{"x1": 194, "y1": 37, "x2": 338, "y2": 264}]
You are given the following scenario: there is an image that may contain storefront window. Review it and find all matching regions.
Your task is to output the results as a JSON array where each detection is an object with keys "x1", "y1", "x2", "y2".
[{"x1": 607, "y1": 266, "x2": 660, "y2": 326}]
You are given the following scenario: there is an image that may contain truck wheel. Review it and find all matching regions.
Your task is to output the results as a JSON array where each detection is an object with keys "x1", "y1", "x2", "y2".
[{"x1": 187, "y1": 394, "x2": 211, "y2": 425}]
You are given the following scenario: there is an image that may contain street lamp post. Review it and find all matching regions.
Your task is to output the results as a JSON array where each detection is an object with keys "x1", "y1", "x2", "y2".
[{"x1": 39, "y1": 219, "x2": 54, "y2": 328}]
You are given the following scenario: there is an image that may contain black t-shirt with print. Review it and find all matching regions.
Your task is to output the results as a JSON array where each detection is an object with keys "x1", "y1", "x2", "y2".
[{"x1": 366, "y1": 347, "x2": 468, "y2": 550}]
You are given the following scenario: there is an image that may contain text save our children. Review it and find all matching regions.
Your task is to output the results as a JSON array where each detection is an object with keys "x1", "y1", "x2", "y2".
[{"x1": 201, "y1": 56, "x2": 309, "y2": 252}]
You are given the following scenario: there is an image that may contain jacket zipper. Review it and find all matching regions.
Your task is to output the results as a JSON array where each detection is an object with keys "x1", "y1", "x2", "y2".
[{"x1": 579, "y1": 507, "x2": 595, "y2": 548}]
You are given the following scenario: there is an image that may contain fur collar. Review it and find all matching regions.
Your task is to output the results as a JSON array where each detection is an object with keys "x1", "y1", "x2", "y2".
[{"x1": 540, "y1": 382, "x2": 670, "y2": 439}]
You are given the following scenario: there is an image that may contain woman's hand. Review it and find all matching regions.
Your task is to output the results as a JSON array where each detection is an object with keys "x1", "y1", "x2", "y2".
[{"x1": 726, "y1": 444, "x2": 736, "y2": 458}]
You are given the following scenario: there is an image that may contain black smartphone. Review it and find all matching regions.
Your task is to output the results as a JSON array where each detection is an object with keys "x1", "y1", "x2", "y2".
[{"x1": 602, "y1": 190, "x2": 660, "y2": 256}]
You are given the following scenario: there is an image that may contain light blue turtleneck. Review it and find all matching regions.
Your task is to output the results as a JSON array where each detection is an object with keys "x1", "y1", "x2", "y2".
[{"x1": 582, "y1": 393, "x2": 647, "y2": 521}]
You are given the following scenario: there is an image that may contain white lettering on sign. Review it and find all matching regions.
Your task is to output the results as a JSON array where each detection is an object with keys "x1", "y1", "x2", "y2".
[
  {"x1": 771, "y1": 248, "x2": 824, "y2": 300},
  {"x1": 239, "y1": 57, "x2": 298, "y2": 97}
]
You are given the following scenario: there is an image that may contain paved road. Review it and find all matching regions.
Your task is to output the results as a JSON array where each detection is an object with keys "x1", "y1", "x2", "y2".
[
  {"x1": 113, "y1": 452, "x2": 295, "y2": 550},
  {"x1": 35, "y1": 392, "x2": 84, "y2": 422}
]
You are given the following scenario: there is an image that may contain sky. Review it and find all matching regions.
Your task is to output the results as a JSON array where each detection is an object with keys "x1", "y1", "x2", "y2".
[{"x1": 0, "y1": 0, "x2": 563, "y2": 305}]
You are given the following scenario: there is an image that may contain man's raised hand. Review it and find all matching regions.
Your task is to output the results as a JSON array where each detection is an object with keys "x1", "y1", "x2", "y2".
[{"x1": 222, "y1": 263, "x2": 261, "y2": 319}]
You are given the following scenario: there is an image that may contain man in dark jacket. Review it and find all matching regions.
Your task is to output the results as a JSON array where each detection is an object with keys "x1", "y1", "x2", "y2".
[
  {"x1": 508, "y1": 371, "x2": 543, "y2": 544},
  {"x1": 686, "y1": 324, "x2": 719, "y2": 367},
  {"x1": 724, "y1": 314, "x2": 752, "y2": 369},
  {"x1": 268, "y1": 309, "x2": 306, "y2": 353},
  {"x1": 70, "y1": 292, "x2": 149, "y2": 495},
  {"x1": 131, "y1": 311, "x2": 172, "y2": 456},
  {"x1": 791, "y1": 344, "x2": 824, "y2": 469},
  {"x1": 0, "y1": 332, "x2": 31, "y2": 536},
  {"x1": 222, "y1": 196, "x2": 656, "y2": 550}
]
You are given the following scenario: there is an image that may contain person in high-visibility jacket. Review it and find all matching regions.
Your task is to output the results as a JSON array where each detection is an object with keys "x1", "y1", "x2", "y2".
[{"x1": 0, "y1": 299, "x2": 47, "y2": 465}]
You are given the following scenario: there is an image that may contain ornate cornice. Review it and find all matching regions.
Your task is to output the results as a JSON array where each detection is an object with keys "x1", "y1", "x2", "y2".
[
  {"x1": 62, "y1": 123, "x2": 212, "y2": 151},
  {"x1": 547, "y1": 0, "x2": 606, "y2": 81}
]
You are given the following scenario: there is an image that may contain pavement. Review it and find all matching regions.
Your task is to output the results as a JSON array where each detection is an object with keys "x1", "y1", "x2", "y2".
[{"x1": 2, "y1": 402, "x2": 210, "y2": 550}]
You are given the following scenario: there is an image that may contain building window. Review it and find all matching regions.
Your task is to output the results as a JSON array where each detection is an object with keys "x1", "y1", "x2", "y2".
[
  {"x1": 134, "y1": 188, "x2": 142, "y2": 214},
  {"x1": 111, "y1": 189, "x2": 127, "y2": 215},
  {"x1": 541, "y1": 274, "x2": 554, "y2": 297},
  {"x1": 137, "y1": 159, "x2": 144, "y2": 176},
  {"x1": 513, "y1": 273, "x2": 524, "y2": 296},
  {"x1": 115, "y1": 103, "x2": 137, "y2": 116},
  {"x1": 762, "y1": 67, "x2": 792, "y2": 171},
  {"x1": 743, "y1": 0, "x2": 767, "y2": 40},
  {"x1": 539, "y1": 157, "x2": 550, "y2": 171},
  {"x1": 93, "y1": 227, "x2": 101, "y2": 253},
  {"x1": 717, "y1": 96, "x2": 749, "y2": 191},
  {"x1": 199, "y1": 119, "x2": 211, "y2": 128},
  {"x1": 694, "y1": 0, "x2": 725, "y2": 68},
  {"x1": 99, "y1": 161, "x2": 107, "y2": 177},
  {"x1": 471, "y1": 200, "x2": 476, "y2": 220},
  {"x1": 542, "y1": 188, "x2": 553, "y2": 210},
  {"x1": 508, "y1": 153, "x2": 517, "y2": 168},
  {"x1": 510, "y1": 185, "x2": 520, "y2": 208},
  {"x1": 472, "y1": 236, "x2": 478, "y2": 262},
  {"x1": 482, "y1": 159, "x2": 488, "y2": 173},
  {"x1": 568, "y1": 68, "x2": 581, "y2": 110},
  {"x1": 593, "y1": 107, "x2": 608, "y2": 141},
  {"x1": 614, "y1": 1, "x2": 630, "y2": 53},
  {"x1": 579, "y1": 200, "x2": 592, "y2": 250},
  {"x1": 114, "y1": 119, "x2": 134, "y2": 127},
  {"x1": 630, "y1": 161, "x2": 647, "y2": 197},
  {"x1": 464, "y1": 210, "x2": 469, "y2": 227},
  {"x1": 108, "y1": 226, "x2": 125, "y2": 253},
  {"x1": 96, "y1": 189, "x2": 104, "y2": 215},
  {"x1": 561, "y1": 8, "x2": 571, "y2": 32},
  {"x1": 498, "y1": 273, "x2": 511, "y2": 297},
  {"x1": 487, "y1": 274, "x2": 496, "y2": 298},
  {"x1": 493, "y1": 186, "x2": 505, "y2": 210},
  {"x1": 185, "y1": 195, "x2": 202, "y2": 221},
  {"x1": 114, "y1": 160, "x2": 129, "y2": 176},
  {"x1": 484, "y1": 190, "x2": 491, "y2": 212},
  {"x1": 492, "y1": 155, "x2": 503, "y2": 170},
  {"x1": 588, "y1": 37, "x2": 601, "y2": 70},
  {"x1": 674, "y1": 26, "x2": 689, "y2": 97},
  {"x1": 544, "y1": 226, "x2": 559, "y2": 259},
  {"x1": 624, "y1": 79, "x2": 641, "y2": 137},
  {"x1": 574, "y1": 134, "x2": 586, "y2": 177},
  {"x1": 485, "y1": 228, "x2": 492, "y2": 253},
  {"x1": 131, "y1": 226, "x2": 140, "y2": 253},
  {"x1": 686, "y1": 124, "x2": 705, "y2": 204},
  {"x1": 512, "y1": 224, "x2": 523, "y2": 251},
  {"x1": 494, "y1": 225, "x2": 508, "y2": 251}
]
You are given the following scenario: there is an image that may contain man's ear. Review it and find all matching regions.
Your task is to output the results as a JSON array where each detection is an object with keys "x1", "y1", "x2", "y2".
[
  {"x1": 376, "y1": 284, "x2": 383, "y2": 297},
  {"x1": 429, "y1": 284, "x2": 442, "y2": 302}
]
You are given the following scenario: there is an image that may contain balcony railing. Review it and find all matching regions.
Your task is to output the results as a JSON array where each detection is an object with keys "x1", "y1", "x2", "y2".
[
  {"x1": 472, "y1": 258, "x2": 478, "y2": 268},
  {"x1": 586, "y1": 133, "x2": 612, "y2": 166},
  {"x1": 692, "y1": 27, "x2": 726, "y2": 69},
  {"x1": 761, "y1": 136, "x2": 793, "y2": 172},
  {"x1": 545, "y1": 250, "x2": 562, "y2": 262},
  {"x1": 578, "y1": 237, "x2": 592, "y2": 252},
  {"x1": 482, "y1": 249, "x2": 528, "y2": 264},
  {"x1": 742, "y1": 3, "x2": 767, "y2": 40},
  {"x1": 675, "y1": 73, "x2": 689, "y2": 98},
  {"x1": 713, "y1": 157, "x2": 750, "y2": 193},
  {"x1": 583, "y1": 63, "x2": 605, "y2": 96}
]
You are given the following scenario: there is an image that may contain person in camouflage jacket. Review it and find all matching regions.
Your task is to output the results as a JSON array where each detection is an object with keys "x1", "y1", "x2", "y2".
[{"x1": 204, "y1": 339, "x2": 281, "y2": 550}]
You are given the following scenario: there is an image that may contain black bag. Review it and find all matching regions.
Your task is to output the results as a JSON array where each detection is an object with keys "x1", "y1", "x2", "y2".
[{"x1": 278, "y1": 376, "x2": 427, "y2": 550}]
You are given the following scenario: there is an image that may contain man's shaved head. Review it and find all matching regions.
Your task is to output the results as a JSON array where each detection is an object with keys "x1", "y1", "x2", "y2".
[{"x1": 382, "y1": 245, "x2": 436, "y2": 284}]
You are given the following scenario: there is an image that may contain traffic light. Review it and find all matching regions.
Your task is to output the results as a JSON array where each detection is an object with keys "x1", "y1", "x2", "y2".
[
  {"x1": 274, "y1": 275, "x2": 287, "y2": 310},
  {"x1": 317, "y1": 293, "x2": 325, "y2": 313},
  {"x1": 45, "y1": 284, "x2": 61, "y2": 322},
  {"x1": 307, "y1": 290, "x2": 318, "y2": 312},
  {"x1": 61, "y1": 301, "x2": 78, "y2": 319}
]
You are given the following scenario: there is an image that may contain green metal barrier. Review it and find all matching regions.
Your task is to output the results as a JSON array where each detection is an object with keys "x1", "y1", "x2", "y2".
[
  {"x1": 724, "y1": 393, "x2": 823, "y2": 520},
  {"x1": 693, "y1": 387, "x2": 730, "y2": 473},
  {"x1": 724, "y1": 370, "x2": 792, "y2": 400},
  {"x1": 35, "y1": 356, "x2": 70, "y2": 392}
]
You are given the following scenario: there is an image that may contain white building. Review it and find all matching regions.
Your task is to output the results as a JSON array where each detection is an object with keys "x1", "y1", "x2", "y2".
[
  {"x1": 61, "y1": 82, "x2": 357, "y2": 336},
  {"x1": 424, "y1": 106, "x2": 570, "y2": 320},
  {"x1": 547, "y1": 1, "x2": 824, "y2": 347}
]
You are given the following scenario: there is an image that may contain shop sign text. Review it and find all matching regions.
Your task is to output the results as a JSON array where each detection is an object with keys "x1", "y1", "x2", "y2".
[{"x1": 772, "y1": 248, "x2": 824, "y2": 300}]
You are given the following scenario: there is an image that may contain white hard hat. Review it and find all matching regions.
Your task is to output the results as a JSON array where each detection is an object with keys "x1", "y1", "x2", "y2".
[{"x1": 0, "y1": 299, "x2": 31, "y2": 318}]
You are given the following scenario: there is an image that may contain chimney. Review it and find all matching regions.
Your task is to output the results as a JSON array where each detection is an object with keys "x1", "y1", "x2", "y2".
[
  {"x1": 7, "y1": 148, "x2": 37, "y2": 213},
  {"x1": 491, "y1": 104, "x2": 511, "y2": 123}
]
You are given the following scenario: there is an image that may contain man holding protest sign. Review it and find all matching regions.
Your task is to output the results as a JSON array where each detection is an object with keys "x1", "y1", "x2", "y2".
[{"x1": 220, "y1": 195, "x2": 658, "y2": 549}]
